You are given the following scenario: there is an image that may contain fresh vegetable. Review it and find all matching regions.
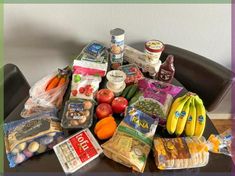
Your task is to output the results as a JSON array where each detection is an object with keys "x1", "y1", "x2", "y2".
[
  {"x1": 121, "y1": 85, "x2": 132, "y2": 97},
  {"x1": 45, "y1": 76, "x2": 60, "y2": 91},
  {"x1": 128, "y1": 91, "x2": 142, "y2": 105},
  {"x1": 111, "y1": 97, "x2": 128, "y2": 114},
  {"x1": 96, "y1": 89, "x2": 115, "y2": 104},
  {"x1": 126, "y1": 84, "x2": 138, "y2": 100},
  {"x1": 94, "y1": 116, "x2": 117, "y2": 140},
  {"x1": 95, "y1": 103, "x2": 113, "y2": 120},
  {"x1": 57, "y1": 76, "x2": 67, "y2": 87}
]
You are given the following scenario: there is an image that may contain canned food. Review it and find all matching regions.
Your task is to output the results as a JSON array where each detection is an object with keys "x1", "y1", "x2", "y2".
[
  {"x1": 145, "y1": 40, "x2": 165, "y2": 64},
  {"x1": 110, "y1": 28, "x2": 125, "y2": 54},
  {"x1": 110, "y1": 52, "x2": 124, "y2": 70}
]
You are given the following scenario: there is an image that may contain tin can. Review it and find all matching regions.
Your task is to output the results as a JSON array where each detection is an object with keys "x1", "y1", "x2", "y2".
[
  {"x1": 110, "y1": 52, "x2": 124, "y2": 70},
  {"x1": 144, "y1": 40, "x2": 165, "y2": 64},
  {"x1": 110, "y1": 28, "x2": 125, "y2": 54}
]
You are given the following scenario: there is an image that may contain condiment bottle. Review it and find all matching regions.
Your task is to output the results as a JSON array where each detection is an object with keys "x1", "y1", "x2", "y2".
[{"x1": 157, "y1": 55, "x2": 175, "y2": 83}]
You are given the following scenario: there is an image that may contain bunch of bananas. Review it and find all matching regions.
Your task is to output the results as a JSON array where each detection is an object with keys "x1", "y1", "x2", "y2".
[{"x1": 166, "y1": 93, "x2": 206, "y2": 137}]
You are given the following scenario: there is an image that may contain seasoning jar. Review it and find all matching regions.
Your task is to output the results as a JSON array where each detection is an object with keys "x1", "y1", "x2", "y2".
[{"x1": 145, "y1": 40, "x2": 165, "y2": 64}]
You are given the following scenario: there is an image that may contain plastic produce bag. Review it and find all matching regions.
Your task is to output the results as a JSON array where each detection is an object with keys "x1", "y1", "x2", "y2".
[
  {"x1": 4, "y1": 114, "x2": 65, "y2": 168},
  {"x1": 153, "y1": 136, "x2": 209, "y2": 170},
  {"x1": 207, "y1": 129, "x2": 232, "y2": 156},
  {"x1": 102, "y1": 107, "x2": 158, "y2": 173},
  {"x1": 21, "y1": 67, "x2": 71, "y2": 118}
]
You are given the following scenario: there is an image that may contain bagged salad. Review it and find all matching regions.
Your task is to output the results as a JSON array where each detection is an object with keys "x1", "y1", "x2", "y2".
[
  {"x1": 4, "y1": 114, "x2": 65, "y2": 167},
  {"x1": 153, "y1": 136, "x2": 209, "y2": 170},
  {"x1": 130, "y1": 78, "x2": 183, "y2": 126},
  {"x1": 21, "y1": 67, "x2": 71, "y2": 118},
  {"x1": 102, "y1": 107, "x2": 158, "y2": 173}
]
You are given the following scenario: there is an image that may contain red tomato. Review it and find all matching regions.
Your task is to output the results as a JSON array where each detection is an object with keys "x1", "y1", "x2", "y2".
[
  {"x1": 111, "y1": 97, "x2": 128, "y2": 114},
  {"x1": 96, "y1": 103, "x2": 113, "y2": 120},
  {"x1": 96, "y1": 89, "x2": 115, "y2": 104},
  {"x1": 79, "y1": 87, "x2": 85, "y2": 94}
]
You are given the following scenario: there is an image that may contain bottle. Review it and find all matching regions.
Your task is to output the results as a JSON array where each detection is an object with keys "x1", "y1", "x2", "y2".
[{"x1": 157, "y1": 55, "x2": 175, "y2": 83}]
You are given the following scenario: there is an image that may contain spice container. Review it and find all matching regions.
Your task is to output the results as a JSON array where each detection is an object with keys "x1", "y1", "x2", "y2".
[
  {"x1": 145, "y1": 40, "x2": 165, "y2": 64},
  {"x1": 118, "y1": 64, "x2": 144, "y2": 85},
  {"x1": 53, "y1": 128, "x2": 103, "y2": 174},
  {"x1": 61, "y1": 99, "x2": 95, "y2": 129},
  {"x1": 110, "y1": 28, "x2": 125, "y2": 69}
]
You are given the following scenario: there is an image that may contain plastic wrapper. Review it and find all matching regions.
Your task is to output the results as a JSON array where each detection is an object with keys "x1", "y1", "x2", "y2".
[
  {"x1": 4, "y1": 114, "x2": 65, "y2": 168},
  {"x1": 61, "y1": 99, "x2": 95, "y2": 129},
  {"x1": 153, "y1": 136, "x2": 209, "y2": 170},
  {"x1": 207, "y1": 129, "x2": 232, "y2": 156},
  {"x1": 53, "y1": 128, "x2": 103, "y2": 174},
  {"x1": 102, "y1": 107, "x2": 158, "y2": 173},
  {"x1": 70, "y1": 73, "x2": 102, "y2": 100},
  {"x1": 21, "y1": 68, "x2": 70, "y2": 118},
  {"x1": 131, "y1": 78, "x2": 183, "y2": 126},
  {"x1": 118, "y1": 64, "x2": 144, "y2": 85}
]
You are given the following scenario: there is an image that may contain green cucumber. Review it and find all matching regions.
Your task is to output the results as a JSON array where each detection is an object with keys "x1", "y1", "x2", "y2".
[
  {"x1": 121, "y1": 85, "x2": 133, "y2": 97},
  {"x1": 126, "y1": 85, "x2": 138, "y2": 100},
  {"x1": 129, "y1": 91, "x2": 142, "y2": 105}
]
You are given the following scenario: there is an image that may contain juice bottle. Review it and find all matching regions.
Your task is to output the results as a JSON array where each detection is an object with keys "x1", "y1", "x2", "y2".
[{"x1": 157, "y1": 55, "x2": 175, "y2": 83}]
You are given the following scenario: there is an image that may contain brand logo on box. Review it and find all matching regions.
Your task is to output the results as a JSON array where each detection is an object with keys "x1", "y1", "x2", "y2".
[{"x1": 70, "y1": 131, "x2": 97, "y2": 163}]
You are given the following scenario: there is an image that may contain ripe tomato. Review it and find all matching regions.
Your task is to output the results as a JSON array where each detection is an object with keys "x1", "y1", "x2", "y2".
[
  {"x1": 96, "y1": 103, "x2": 113, "y2": 120},
  {"x1": 111, "y1": 97, "x2": 128, "y2": 114},
  {"x1": 96, "y1": 89, "x2": 115, "y2": 104}
]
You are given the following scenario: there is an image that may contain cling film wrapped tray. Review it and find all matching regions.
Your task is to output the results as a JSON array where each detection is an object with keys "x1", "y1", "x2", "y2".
[
  {"x1": 153, "y1": 136, "x2": 209, "y2": 170},
  {"x1": 102, "y1": 107, "x2": 158, "y2": 173},
  {"x1": 4, "y1": 114, "x2": 65, "y2": 167}
]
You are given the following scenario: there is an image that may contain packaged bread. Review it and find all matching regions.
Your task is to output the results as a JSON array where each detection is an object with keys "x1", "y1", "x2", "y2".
[
  {"x1": 153, "y1": 136, "x2": 209, "y2": 170},
  {"x1": 102, "y1": 107, "x2": 159, "y2": 173}
]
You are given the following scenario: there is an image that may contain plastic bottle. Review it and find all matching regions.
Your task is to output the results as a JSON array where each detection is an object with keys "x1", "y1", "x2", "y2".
[{"x1": 157, "y1": 55, "x2": 175, "y2": 83}]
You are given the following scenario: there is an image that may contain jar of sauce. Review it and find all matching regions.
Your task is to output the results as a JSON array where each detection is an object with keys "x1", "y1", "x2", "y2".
[{"x1": 157, "y1": 55, "x2": 175, "y2": 83}]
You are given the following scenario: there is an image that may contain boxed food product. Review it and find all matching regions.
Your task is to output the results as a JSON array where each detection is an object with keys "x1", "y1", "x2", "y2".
[
  {"x1": 118, "y1": 64, "x2": 144, "y2": 85},
  {"x1": 70, "y1": 73, "x2": 102, "y2": 100},
  {"x1": 4, "y1": 115, "x2": 65, "y2": 168},
  {"x1": 153, "y1": 136, "x2": 209, "y2": 170},
  {"x1": 102, "y1": 107, "x2": 158, "y2": 173},
  {"x1": 53, "y1": 128, "x2": 103, "y2": 174},
  {"x1": 61, "y1": 99, "x2": 95, "y2": 129},
  {"x1": 83, "y1": 41, "x2": 106, "y2": 59},
  {"x1": 124, "y1": 45, "x2": 162, "y2": 76}
]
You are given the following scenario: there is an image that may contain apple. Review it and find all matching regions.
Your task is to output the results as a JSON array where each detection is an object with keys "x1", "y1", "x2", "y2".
[
  {"x1": 111, "y1": 97, "x2": 128, "y2": 114},
  {"x1": 96, "y1": 89, "x2": 115, "y2": 104},
  {"x1": 96, "y1": 103, "x2": 113, "y2": 120}
]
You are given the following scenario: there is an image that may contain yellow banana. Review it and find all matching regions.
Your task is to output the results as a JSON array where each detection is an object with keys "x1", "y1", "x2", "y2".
[
  {"x1": 175, "y1": 97, "x2": 192, "y2": 136},
  {"x1": 185, "y1": 97, "x2": 197, "y2": 136},
  {"x1": 194, "y1": 96, "x2": 206, "y2": 137},
  {"x1": 166, "y1": 94, "x2": 191, "y2": 135}
]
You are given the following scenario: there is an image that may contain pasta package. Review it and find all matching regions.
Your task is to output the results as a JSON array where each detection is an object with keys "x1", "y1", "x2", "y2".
[
  {"x1": 102, "y1": 107, "x2": 158, "y2": 173},
  {"x1": 4, "y1": 114, "x2": 65, "y2": 167},
  {"x1": 153, "y1": 136, "x2": 209, "y2": 170}
]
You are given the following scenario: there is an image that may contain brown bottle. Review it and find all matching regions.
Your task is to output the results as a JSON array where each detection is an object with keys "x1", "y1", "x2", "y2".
[{"x1": 157, "y1": 55, "x2": 175, "y2": 83}]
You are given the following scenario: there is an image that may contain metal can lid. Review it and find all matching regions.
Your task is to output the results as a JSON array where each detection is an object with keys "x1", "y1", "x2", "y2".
[
  {"x1": 110, "y1": 28, "x2": 125, "y2": 36},
  {"x1": 145, "y1": 40, "x2": 165, "y2": 53}
]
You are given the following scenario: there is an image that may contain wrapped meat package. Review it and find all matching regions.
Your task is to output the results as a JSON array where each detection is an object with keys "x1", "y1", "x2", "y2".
[{"x1": 153, "y1": 136, "x2": 209, "y2": 170}]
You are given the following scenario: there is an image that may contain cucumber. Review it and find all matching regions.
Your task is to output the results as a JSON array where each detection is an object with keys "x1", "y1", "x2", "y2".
[
  {"x1": 126, "y1": 84, "x2": 138, "y2": 100},
  {"x1": 129, "y1": 91, "x2": 142, "y2": 105},
  {"x1": 121, "y1": 85, "x2": 133, "y2": 97}
]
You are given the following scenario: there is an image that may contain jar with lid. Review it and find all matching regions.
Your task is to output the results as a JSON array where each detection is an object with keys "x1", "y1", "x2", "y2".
[{"x1": 145, "y1": 40, "x2": 165, "y2": 64}]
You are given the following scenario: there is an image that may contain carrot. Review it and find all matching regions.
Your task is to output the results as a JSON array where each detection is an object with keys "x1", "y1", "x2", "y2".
[
  {"x1": 57, "y1": 76, "x2": 67, "y2": 87},
  {"x1": 45, "y1": 75, "x2": 60, "y2": 91}
]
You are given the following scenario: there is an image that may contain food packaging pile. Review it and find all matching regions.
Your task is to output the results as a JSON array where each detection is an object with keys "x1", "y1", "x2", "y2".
[{"x1": 4, "y1": 28, "x2": 232, "y2": 173}]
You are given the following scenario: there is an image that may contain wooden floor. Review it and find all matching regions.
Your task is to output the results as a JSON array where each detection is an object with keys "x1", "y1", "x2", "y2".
[{"x1": 211, "y1": 119, "x2": 232, "y2": 133}]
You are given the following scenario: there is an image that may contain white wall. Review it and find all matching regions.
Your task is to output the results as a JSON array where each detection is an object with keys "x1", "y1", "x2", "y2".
[{"x1": 4, "y1": 4, "x2": 231, "y2": 86}]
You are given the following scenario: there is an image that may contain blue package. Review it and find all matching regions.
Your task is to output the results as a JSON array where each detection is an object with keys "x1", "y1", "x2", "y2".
[{"x1": 4, "y1": 114, "x2": 65, "y2": 168}]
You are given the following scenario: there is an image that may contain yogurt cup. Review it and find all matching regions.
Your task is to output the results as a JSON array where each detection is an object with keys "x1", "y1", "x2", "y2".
[
  {"x1": 106, "y1": 81, "x2": 126, "y2": 97},
  {"x1": 145, "y1": 40, "x2": 165, "y2": 64},
  {"x1": 106, "y1": 70, "x2": 126, "y2": 90}
]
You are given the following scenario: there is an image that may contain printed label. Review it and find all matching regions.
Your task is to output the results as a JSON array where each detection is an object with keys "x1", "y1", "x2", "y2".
[{"x1": 69, "y1": 131, "x2": 98, "y2": 163}]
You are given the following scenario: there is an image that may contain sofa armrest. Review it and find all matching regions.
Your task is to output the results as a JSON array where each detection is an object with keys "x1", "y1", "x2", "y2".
[{"x1": 160, "y1": 44, "x2": 234, "y2": 112}]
